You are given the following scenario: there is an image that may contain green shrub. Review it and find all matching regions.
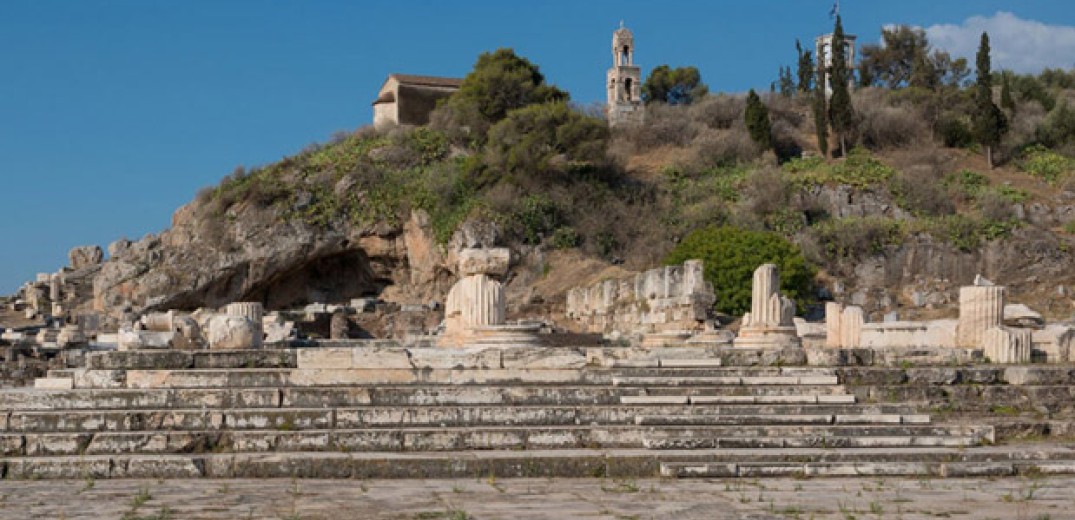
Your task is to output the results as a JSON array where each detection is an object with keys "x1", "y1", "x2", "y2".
[
  {"x1": 943, "y1": 169, "x2": 989, "y2": 199},
  {"x1": 1021, "y1": 144, "x2": 1075, "y2": 182},
  {"x1": 889, "y1": 168, "x2": 955, "y2": 217},
  {"x1": 483, "y1": 102, "x2": 608, "y2": 186},
  {"x1": 992, "y1": 185, "x2": 1030, "y2": 203},
  {"x1": 506, "y1": 194, "x2": 563, "y2": 245},
  {"x1": 910, "y1": 214, "x2": 1020, "y2": 251},
  {"x1": 550, "y1": 226, "x2": 581, "y2": 249},
  {"x1": 664, "y1": 225, "x2": 814, "y2": 315},
  {"x1": 1064, "y1": 220, "x2": 1075, "y2": 234},
  {"x1": 783, "y1": 148, "x2": 894, "y2": 188},
  {"x1": 936, "y1": 116, "x2": 974, "y2": 148},
  {"x1": 809, "y1": 217, "x2": 905, "y2": 261}
]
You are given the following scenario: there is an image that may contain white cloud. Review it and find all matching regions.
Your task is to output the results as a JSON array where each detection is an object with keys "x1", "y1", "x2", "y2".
[{"x1": 923, "y1": 12, "x2": 1075, "y2": 73}]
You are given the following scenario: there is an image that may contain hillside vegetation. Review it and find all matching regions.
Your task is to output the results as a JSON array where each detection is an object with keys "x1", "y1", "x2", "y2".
[{"x1": 103, "y1": 36, "x2": 1075, "y2": 322}]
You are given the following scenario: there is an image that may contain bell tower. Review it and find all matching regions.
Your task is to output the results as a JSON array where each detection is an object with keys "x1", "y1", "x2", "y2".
[{"x1": 606, "y1": 22, "x2": 643, "y2": 127}]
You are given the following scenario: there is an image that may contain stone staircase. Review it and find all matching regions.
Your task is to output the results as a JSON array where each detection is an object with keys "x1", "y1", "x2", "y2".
[{"x1": 1, "y1": 347, "x2": 1073, "y2": 480}]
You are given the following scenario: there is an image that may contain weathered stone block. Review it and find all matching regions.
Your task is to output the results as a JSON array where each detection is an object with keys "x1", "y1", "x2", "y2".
[
  {"x1": 87, "y1": 351, "x2": 194, "y2": 370},
  {"x1": 208, "y1": 315, "x2": 262, "y2": 350}
]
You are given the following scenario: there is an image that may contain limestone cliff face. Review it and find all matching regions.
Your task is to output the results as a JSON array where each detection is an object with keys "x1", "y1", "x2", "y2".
[
  {"x1": 827, "y1": 227, "x2": 1074, "y2": 321},
  {"x1": 91, "y1": 198, "x2": 475, "y2": 317}
]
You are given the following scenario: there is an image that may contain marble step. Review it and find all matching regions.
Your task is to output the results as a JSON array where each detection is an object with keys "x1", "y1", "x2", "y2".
[
  {"x1": 611, "y1": 375, "x2": 839, "y2": 386},
  {"x1": 634, "y1": 413, "x2": 929, "y2": 426},
  {"x1": 621, "y1": 394, "x2": 856, "y2": 405},
  {"x1": 605, "y1": 367, "x2": 836, "y2": 377},
  {"x1": 9, "y1": 446, "x2": 1065, "y2": 480},
  {"x1": 1, "y1": 406, "x2": 924, "y2": 433},
  {"x1": 661, "y1": 460, "x2": 1075, "y2": 478},
  {"x1": 0, "y1": 384, "x2": 859, "y2": 411},
  {"x1": 0, "y1": 425, "x2": 991, "y2": 456}
]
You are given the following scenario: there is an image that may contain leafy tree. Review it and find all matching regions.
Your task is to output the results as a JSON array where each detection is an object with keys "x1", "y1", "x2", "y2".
[
  {"x1": 796, "y1": 40, "x2": 815, "y2": 93},
  {"x1": 642, "y1": 65, "x2": 709, "y2": 105},
  {"x1": 828, "y1": 16, "x2": 856, "y2": 157},
  {"x1": 664, "y1": 226, "x2": 814, "y2": 315},
  {"x1": 1036, "y1": 101, "x2": 1075, "y2": 148},
  {"x1": 433, "y1": 48, "x2": 567, "y2": 145},
  {"x1": 483, "y1": 102, "x2": 609, "y2": 186},
  {"x1": 744, "y1": 89, "x2": 772, "y2": 149},
  {"x1": 932, "y1": 50, "x2": 971, "y2": 88},
  {"x1": 858, "y1": 25, "x2": 928, "y2": 88},
  {"x1": 972, "y1": 32, "x2": 1007, "y2": 168},
  {"x1": 858, "y1": 25, "x2": 969, "y2": 90},
  {"x1": 909, "y1": 49, "x2": 936, "y2": 90}
]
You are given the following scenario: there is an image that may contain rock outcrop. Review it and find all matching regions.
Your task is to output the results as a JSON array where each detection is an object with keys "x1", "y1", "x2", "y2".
[{"x1": 90, "y1": 203, "x2": 468, "y2": 318}]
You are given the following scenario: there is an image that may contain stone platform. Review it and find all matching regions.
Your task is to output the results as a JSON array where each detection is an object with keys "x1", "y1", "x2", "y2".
[{"x1": 3, "y1": 345, "x2": 1075, "y2": 480}]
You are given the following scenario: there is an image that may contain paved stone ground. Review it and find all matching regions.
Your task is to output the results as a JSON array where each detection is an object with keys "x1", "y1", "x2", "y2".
[{"x1": 0, "y1": 476, "x2": 1071, "y2": 519}]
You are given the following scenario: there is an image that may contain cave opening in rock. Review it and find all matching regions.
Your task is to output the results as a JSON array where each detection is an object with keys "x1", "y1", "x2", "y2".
[{"x1": 242, "y1": 249, "x2": 387, "y2": 310}]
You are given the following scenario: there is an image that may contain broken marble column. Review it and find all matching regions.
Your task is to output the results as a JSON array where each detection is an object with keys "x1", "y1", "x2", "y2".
[
  {"x1": 141, "y1": 311, "x2": 174, "y2": 332},
  {"x1": 225, "y1": 302, "x2": 264, "y2": 342},
  {"x1": 49, "y1": 273, "x2": 61, "y2": 302},
  {"x1": 733, "y1": 264, "x2": 801, "y2": 349},
  {"x1": 957, "y1": 285, "x2": 1005, "y2": 348},
  {"x1": 839, "y1": 306, "x2": 865, "y2": 348},
  {"x1": 983, "y1": 326, "x2": 1032, "y2": 364},
  {"x1": 330, "y1": 309, "x2": 350, "y2": 339},
  {"x1": 439, "y1": 247, "x2": 537, "y2": 348},
  {"x1": 208, "y1": 315, "x2": 262, "y2": 349},
  {"x1": 824, "y1": 302, "x2": 843, "y2": 348}
]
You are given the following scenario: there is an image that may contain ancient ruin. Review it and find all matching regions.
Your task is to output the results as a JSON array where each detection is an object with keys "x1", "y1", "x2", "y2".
[
  {"x1": 440, "y1": 248, "x2": 540, "y2": 348},
  {"x1": 565, "y1": 260, "x2": 717, "y2": 344},
  {"x1": 734, "y1": 264, "x2": 802, "y2": 349}
]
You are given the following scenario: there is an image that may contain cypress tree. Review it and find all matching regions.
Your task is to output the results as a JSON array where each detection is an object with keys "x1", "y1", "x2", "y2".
[
  {"x1": 745, "y1": 89, "x2": 772, "y2": 149},
  {"x1": 814, "y1": 64, "x2": 828, "y2": 157},
  {"x1": 972, "y1": 32, "x2": 1007, "y2": 168},
  {"x1": 1000, "y1": 72, "x2": 1016, "y2": 115},
  {"x1": 796, "y1": 40, "x2": 815, "y2": 94},
  {"x1": 828, "y1": 16, "x2": 856, "y2": 157},
  {"x1": 778, "y1": 66, "x2": 795, "y2": 97}
]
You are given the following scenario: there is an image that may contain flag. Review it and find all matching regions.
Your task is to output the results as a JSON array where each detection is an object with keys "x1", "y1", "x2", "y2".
[{"x1": 829, "y1": 0, "x2": 839, "y2": 18}]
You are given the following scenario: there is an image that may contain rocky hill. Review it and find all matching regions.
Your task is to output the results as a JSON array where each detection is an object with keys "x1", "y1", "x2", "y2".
[{"x1": 10, "y1": 53, "x2": 1075, "y2": 331}]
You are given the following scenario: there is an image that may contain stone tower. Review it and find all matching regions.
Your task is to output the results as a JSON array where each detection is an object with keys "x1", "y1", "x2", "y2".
[
  {"x1": 606, "y1": 22, "x2": 643, "y2": 127},
  {"x1": 815, "y1": 32, "x2": 857, "y2": 98}
]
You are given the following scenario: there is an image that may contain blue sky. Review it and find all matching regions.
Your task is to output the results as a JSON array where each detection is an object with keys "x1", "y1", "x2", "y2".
[{"x1": 2, "y1": 1, "x2": 1074, "y2": 293}]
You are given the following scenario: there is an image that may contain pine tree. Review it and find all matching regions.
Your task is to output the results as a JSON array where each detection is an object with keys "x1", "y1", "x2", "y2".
[
  {"x1": 972, "y1": 32, "x2": 1007, "y2": 169},
  {"x1": 1000, "y1": 72, "x2": 1016, "y2": 115},
  {"x1": 909, "y1": 48, "x2": 936, "y2": 90},
  {"x1": 828, "y1": 16, "x2": 856, "y2": 157},
  {"x1": 745, "y1": 89, "x2": 772, "y2": 149},
  {"x1": 796, "y1": 40, "x2": 815, "y2": 94}
]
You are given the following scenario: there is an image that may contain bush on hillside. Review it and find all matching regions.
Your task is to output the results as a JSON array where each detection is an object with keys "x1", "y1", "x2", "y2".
[
  {"x1": 888, "y1": 166, "x2": 955, "y2": 217},
  {"x1": 664, "y1": 225, "x2": 814, "y2": 315}
]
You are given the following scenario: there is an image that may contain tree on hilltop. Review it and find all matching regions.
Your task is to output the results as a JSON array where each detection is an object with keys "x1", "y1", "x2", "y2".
[
  {"x1": 432, "y1": 48, "x2": 567, "y2": 146},
  {"x1": 642, "y1": 65, "x2": 709, "y2": 105},
  {"x1": 828, "y1": 15, "x2": 856, "y2": 157},
  {"x1": 972, "y1": 32, "x2": 1007, "y2": 169},
  {"x1": 744, "y1": 89, "x2": 772, "y2": 149},
  {"x1": 796, "y1": 40, "x2": 815, "y2": 94}
]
